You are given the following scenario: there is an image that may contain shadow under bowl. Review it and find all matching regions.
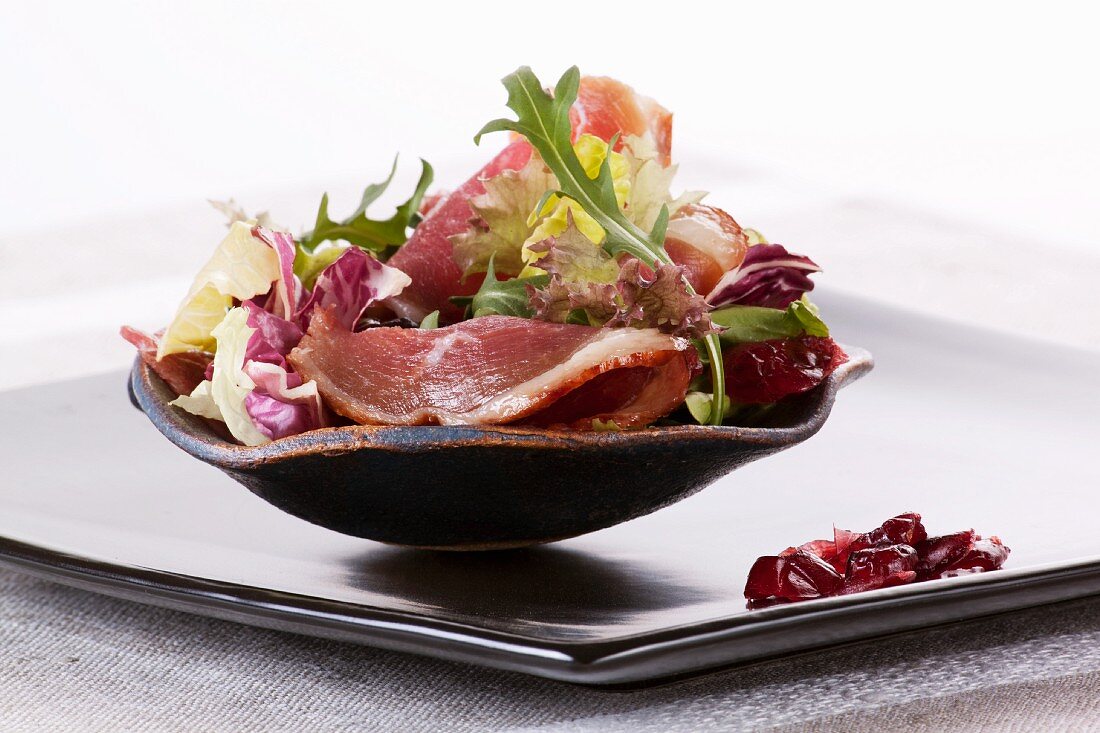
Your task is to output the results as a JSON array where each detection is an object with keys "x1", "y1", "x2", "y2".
[{"x1": 128, "y1": 347, "x2": 872, "y2": 550}]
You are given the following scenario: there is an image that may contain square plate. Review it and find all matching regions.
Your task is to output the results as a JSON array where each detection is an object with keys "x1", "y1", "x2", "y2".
[{"x1": 2, "y1": 291, "x2": 1098, "y2": 685}]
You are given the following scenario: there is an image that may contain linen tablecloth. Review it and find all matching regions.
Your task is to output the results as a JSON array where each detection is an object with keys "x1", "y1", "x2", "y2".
[{"x1": 3, "y1": 190, "x2": 1099, "y2": 731}]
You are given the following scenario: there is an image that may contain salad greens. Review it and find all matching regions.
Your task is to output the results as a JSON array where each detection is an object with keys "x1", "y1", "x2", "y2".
[
  {"x1": 475, "y1": 66, "x2": 728, "y2": 425},
  {"x1": 299, "y1": 157, "x2": 434, "y2": 257},
  {"x1": 712, "y1": 298, "x2": 829, "y2": 345},
  {"x1": 453, "y1": 256, "x2": 549, "y2": 318}
]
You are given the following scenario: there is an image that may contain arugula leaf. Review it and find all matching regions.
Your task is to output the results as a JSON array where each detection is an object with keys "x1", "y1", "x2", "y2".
[
  {"x1": 475, "y1": 67, "x2": 669, "y2": 268},
  {"x1": 299, "y1": 157, "x2": 434, "y2": 256},
  {"x1": 712, "y1": 298, "x2": 830, "y2": 345},
  {"x1": 476, "y1": 66, "x2": 727, "y2": 425},
  {"x1": 455, "y1": 257, "x2": 549, "y2": 318}
]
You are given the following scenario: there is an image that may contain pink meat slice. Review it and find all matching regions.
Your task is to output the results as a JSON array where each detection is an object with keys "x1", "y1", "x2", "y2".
[
  {"x1": 287, "y1": 310, "x2": 696, "y2": 428},
  {"x1": 384, "y1": 140, "x2": 533, "y2": 324},
  {"x1": 121, "y1": 326, "x2": 211, "y2": 397}
]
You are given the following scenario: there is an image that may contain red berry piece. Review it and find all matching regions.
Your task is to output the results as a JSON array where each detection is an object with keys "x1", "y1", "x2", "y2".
[
  {"x1": 843, "y1": 544, "x2": 919, "y2": 594},
  {"x1": 744, "y1": 514, "x2": 1010, "y2": 605},
  {"x1": 929, "y1": 536, "x2": 1011, "y2": 579},
  {"x1": 744, "y1": 550, "x2": 844, "y2": 602},
  {"x1": 914, "y1": 530, "x2": 977, "y2": 580},
  {"x1": 723, "y1": 336, "x2": 848, "y2": 404}
]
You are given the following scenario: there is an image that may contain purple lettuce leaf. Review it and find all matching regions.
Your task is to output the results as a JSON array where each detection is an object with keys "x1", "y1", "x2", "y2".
[
  {"x1": 242, "y1": 361, "x2": 326, "y2": 441},
  {"x1": 295, "y1": 247, "x2": 412, "y2": 331},
  {"x1": 706, "y1": 244, "x2": 822, "y2": 309},
  {"x1": 251, "y1": 226, "x2": 305, "y2": 320}
]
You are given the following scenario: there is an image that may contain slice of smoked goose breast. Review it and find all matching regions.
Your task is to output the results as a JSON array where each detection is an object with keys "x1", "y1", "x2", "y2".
[{"x1": 287, "y1": 310, "x2": 697, "y2": 429}]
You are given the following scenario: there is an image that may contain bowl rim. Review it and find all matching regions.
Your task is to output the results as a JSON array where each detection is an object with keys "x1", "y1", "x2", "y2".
[{"x1": 129, "y1": 345, "x2": 873, "y2": 470}]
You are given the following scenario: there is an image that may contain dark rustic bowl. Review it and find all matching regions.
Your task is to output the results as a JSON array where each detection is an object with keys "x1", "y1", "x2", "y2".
[{"x1": 129, "y1": 347, "x2": 872, "y2": 550}]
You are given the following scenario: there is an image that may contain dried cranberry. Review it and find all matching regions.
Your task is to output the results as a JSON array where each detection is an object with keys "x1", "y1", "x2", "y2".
[
  {"x1": 847, "y1": 512, "x2": 927, "y2": 555},
  {"x1": 928, "y1": 536, "x2": 1011, "y2": 579},
  {"x1": 723, "y1": 336, "x2": 847, "y2": 404},
  {"x1": 843, "y1": 544, "x2": 919, "y2": 594},
  {"x1": 744, "y1": 550, "x2": 844, "y2": 602},
  {"x1": 744, "y1": 513, "x2": 1010, "y2": 605},
  {"x1": 914, "y1": 530, "x2": 977, "y2": 580}
]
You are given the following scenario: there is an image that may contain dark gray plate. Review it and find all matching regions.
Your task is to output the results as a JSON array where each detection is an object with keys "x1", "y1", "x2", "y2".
[{"x1": 2, "y1": 291, "x2": 1098, "y2": 685}]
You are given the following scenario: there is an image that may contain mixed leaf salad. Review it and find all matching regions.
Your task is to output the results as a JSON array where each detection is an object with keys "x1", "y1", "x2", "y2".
[{"x1": 124, "y1": 67, "x2": 847, "y2": 446}]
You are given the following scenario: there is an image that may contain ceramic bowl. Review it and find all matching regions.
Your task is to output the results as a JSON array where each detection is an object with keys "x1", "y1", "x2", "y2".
[{"x1": 129, "y1": 347, "x2": 872, "y2": 550}]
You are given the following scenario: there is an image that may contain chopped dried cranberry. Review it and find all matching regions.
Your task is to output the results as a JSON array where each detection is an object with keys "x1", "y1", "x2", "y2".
[
  {"x1": 843, "y1": 544, "x2": 919, "y2": 594},
  {"x1": 744, "y1": 513, "x2": 1010, "y2": 604},
  {"x1": 929, "y1": 536, "x2": 1011, "y2": 579},
  {"x1": 914, "y1": 530, "x2": 977, "y2": 580},
  {"x1": 723, "y1": 336, "x2": 848, "y2": 404},
  {"x1": 743, "y1": 550, "x2": 844, "y2": 602}
]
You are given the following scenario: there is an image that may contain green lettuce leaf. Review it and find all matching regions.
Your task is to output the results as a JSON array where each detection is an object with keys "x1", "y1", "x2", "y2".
[
  {"x1": 475, "y1": 67, "x2": 669, "y2": 267},
  {"x1": 711, "y1": 298, "x2": 830, "y2": 345},
  {"x1": 526, "y1": 218, "x2": 620, "y2": 285},
  {"x1": 451, "y1": 153, "x2": 554, "y2": 278},
  {"x1": 293, "y1": 242, "x2": 351, "y2": 290}
]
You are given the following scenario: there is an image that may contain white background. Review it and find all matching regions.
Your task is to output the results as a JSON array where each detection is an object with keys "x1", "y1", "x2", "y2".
[{"x1": 2, "y1": 2, "x2": 1098, "y2": 386}]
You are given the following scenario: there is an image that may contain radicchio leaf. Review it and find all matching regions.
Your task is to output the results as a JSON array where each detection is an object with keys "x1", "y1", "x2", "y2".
[
  {"x1": 295, "y1": 247, "x2": 412, "y2": 331},
  {"x1": 706, "y1": 243, "x2": 822, "y2": 309},
  {"x1": 251, "y1": 226, "x2": 304, "y2": 320}
]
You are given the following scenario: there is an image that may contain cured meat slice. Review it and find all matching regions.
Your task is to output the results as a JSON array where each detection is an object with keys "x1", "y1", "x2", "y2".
[
  {"x1": 663, "y1": 204, "x2": 749, "y2": 295},
  {"x1": 288, "y1": 310, "x2": 697, "y2": 428},
  {"x1": 385, "y1": 140, "x2": 534, "y2": 324},
  {"x1": 385, "y1": 76, "x2": 675, "y2": 324},
  {"x1": 570, "y1": 76, "x2": 673, "y2": 165},
  {"x1": 120, "y1": 326, "x2": 211, "y2": 397}
]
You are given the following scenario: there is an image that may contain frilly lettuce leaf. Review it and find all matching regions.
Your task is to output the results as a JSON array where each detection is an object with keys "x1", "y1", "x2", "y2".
[
  {"x1": 158, "y1": 222, "x2": 288, "y2": 359},
  {"x1": 621, "y1": 135, "x2": 705, "y2": 232},
  {"x1": 524, "y1": 134, "x2": 631, "y2": 250},
  {"x1": 527, "y1": 276, "x2": 619, "y2": 326},
  {"x1": 451, "y1": 153, "x2": 555, "y2": 279},
  {"x1": 171, "y1": 306, "x2": 270, "y2": 446},
  {"x1": 528, "y1": 250, "x2": 714, "y2": 338},
  {"x1": 295, "y1": 247, "x2": 412, "y2": 331},
  {"x1": 613, "y1": 259, "x2": 715, "y2": 338},
  {"x1": 525, "y1": 218, "x2": 620, "y2": 286}
]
